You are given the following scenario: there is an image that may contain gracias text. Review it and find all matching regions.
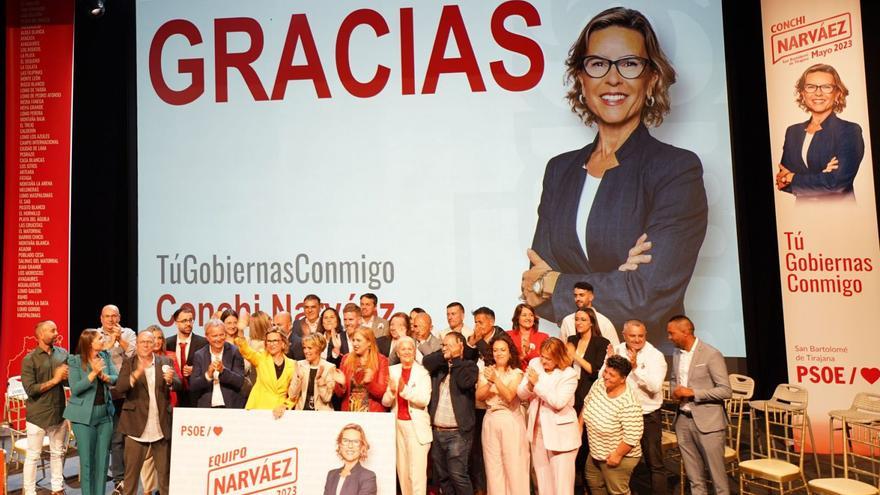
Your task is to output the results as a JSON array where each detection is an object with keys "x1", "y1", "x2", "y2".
[{"x1": 148, "y1": 1, "x2": 544, "y2": 105}]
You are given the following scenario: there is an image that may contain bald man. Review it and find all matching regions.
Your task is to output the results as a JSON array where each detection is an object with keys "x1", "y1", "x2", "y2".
[
  {"x1": 20, "y1": 320, "x2": 69, "y2": 495},
  {"x1": 97, "y1": 304, "x2": 137, "y2": 490},
  {"x1": 412, "y1": 313, "x2": 441, "y2": 361},
  {"x1": 669, "y1": 315, "x2": 731, "y2": 495}
]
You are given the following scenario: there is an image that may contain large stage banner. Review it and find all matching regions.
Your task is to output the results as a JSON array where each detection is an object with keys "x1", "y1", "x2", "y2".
[
  {"x1": 170, "y1": 408, "x2": 396, "y2": 494},
  {"x1": 1, "y1": 0, "x2": 74, "y2": 407},
  {"x1": 761, "y1": 0, "x2": 879, "y2": 451},
  {"x1": 136, "y1": 0, "x2": 746, "y2": 356}
]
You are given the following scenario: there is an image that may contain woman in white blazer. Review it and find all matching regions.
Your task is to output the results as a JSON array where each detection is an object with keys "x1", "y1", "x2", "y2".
[
  {"x1": 382, "y1": 336, "x2": 432, "y2": 495},
  {"x1": 517, "y1": 337, "x2": 581, "y2": 495},
  {"x1": 288, "y1": 333, "x2": 336, "y2": 411}
]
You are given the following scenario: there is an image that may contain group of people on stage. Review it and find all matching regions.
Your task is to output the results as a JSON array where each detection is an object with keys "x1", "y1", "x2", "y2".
[{"x1": 21, "y1": 285, "x2": 733, "y2": 495}]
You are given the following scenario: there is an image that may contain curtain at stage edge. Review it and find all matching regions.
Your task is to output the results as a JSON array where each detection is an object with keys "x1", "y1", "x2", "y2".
[
  {"x1": 1, "y1": 0, "x2": 74, "y2": 412},
  {"x1": 761, "y1": 0, "x2": 879, "y2": 452}
]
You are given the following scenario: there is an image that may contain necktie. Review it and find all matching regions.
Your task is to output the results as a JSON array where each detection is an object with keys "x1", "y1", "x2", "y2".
[{"x1": 179, "y1": 342, "x2": 187, "y2": 370}]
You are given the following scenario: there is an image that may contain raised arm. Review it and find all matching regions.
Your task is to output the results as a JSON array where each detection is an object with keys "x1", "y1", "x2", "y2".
[{"x1": 234, "y1": 336, "x2": 262, "y2": 367}]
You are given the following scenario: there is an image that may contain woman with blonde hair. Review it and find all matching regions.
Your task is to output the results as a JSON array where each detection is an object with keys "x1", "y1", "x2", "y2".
[
  {"x1": 288, "y1": 333, "x2": 336, "y2": 411},
  {"x1": 517, "y1": 337, "x2": 580, "y2": 495},
  {"x1": 776, "y1": 63, "x2": 865, "y2": 200},
  {"x1": 323, "y1": 423, "x2": 377, "y2": 495},
  {"x1": 382, "y1": 336, "x2": 432, "y2": 495},
  {"x1": 334, "y1": 327, "x2": 389, "y2": 412},
  {"x1": 234, "y1": 328, "x2": 296, "y2": 418}
]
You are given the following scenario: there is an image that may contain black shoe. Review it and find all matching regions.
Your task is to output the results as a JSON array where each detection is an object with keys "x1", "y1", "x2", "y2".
[{"x1": 111, "y1": 480, "x2": 124, "y2": 495}]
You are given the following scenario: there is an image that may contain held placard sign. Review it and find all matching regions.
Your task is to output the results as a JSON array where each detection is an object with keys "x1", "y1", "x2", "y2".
[{"x1": 170, "y1": 409, "x2": 396, "y2": 494}]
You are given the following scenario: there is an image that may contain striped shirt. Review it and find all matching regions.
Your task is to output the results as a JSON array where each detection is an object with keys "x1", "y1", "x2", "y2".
[{"x1": 582, "y1": 380, "x2": 644, "y2": 460}]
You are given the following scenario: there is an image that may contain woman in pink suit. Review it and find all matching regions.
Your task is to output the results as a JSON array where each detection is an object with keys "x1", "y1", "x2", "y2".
[
  {"x1": 477, "y1": 333, "x2": 530, "y2": 495},
  {"x1": 517, "y1": 337, "x2": 581, "y2": 495}
]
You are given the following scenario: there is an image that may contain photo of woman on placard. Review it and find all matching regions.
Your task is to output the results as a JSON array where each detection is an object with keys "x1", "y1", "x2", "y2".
[
  {"x1": 775, "y1": 63, "x2": 865, "y2": 201},
  {"x1": 522, "y1": 6, "x2": 707, "y2": 348},
  {"x1": 323, "y1": 423, "x2": 378, "y2": 495}
]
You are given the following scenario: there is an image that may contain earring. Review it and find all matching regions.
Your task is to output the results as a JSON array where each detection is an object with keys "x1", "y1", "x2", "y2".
[
  {"x1": 646, "y1": 95, "x2": 655, "y2": 108},
  {"x1": 578, "y1": 93, "x2": 585, "y2": 105}
]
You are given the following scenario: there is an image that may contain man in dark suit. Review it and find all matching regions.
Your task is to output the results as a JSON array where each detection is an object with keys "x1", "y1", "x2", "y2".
[
  {"x1": 117, "y1": 331, "x2": 182, "y2": 495},
  {"x1": 291, "y1": 294, "x2": 322, "y2": 337},
  {"x1": 423, "y1": 332, "x2": 478, "y2": 495},
  {"x1": 668, "y1": 315, "x2": 732, "y2": 495},
  {"x1": 189, "y1": 319, "x2": 246, "y2": 409},
  {"x1": 165, "y1": 306, "x2": 207, "y2": 406}
]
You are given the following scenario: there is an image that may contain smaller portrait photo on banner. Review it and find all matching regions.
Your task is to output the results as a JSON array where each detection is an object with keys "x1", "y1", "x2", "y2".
[{"x1": 170, "y1": 408, "x2": 396, "y2": 494}]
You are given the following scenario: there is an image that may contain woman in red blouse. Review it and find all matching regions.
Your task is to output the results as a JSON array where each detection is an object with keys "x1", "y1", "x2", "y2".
[
  {"x1": 334, "y1": 327, "x2": 389, "y2": 412},
  {"x1": 506, "y1": 303, "x2": 549, "y2": 371}
]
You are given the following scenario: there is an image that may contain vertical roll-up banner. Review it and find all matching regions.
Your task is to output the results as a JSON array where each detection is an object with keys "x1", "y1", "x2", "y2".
[
  {"x1": 1, "y1": 0, "x2": 75, "y2": 409},
  {"x1": 761, "y1": 0, "x2": 878, "y2": 451}
]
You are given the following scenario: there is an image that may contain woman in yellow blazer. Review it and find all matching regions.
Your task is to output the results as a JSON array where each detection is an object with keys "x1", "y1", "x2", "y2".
[
  {"x1": 63, "y1": 329, "x2": 117, "y2": 495},
  {"x1": 235, "y1": 329, "x2": 296, "y2": 417}
]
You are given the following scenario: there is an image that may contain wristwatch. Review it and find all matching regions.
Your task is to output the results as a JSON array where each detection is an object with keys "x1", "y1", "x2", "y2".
[{"x1": 532, "y1": 271, "x2": 551, "y2": 297}]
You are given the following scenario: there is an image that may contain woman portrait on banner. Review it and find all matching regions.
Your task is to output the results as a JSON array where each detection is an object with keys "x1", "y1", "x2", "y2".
[
  {"x1": 288, "y1": 333, "x2": 336, "y2": 411},
  {"x1": 775, "y1": 63, "x2": 865, "y2": 201},
  {"x1": 323, "y1": 423, "x2": 378, "y2": 495},
  {"x1": 334, "y1": 327, "x2": 389, "y2": 412},
  {"x1": 63, "y1": 329, "x2": 118, "y2": 495},
  {"x1": 381, "y1": 336, "x2": 432, "y2": 495},
  {"x1": 522, "y1": 6, "x2": 708, "y2": 349}
]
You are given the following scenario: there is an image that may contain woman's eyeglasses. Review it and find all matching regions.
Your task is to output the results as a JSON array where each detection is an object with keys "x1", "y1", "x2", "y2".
[
  {"x1": 581, "y1": 56, "x2": 650, "y2": 79},
  {"x1": 803, "y1": 84, "x2": 835, "y2": 94}
]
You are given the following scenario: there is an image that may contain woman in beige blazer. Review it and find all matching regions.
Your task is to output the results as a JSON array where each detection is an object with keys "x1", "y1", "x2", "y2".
[
  {"x1": 381, "y1": 336, "x2": 432, "y2": 495},
  {"x1": 288, "y1": 333, "x2": 336, "y2": 411}
]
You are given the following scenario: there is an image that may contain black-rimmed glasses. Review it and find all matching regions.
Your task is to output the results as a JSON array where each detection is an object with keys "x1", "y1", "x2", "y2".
[
  {"x1": 581, "y1": 56, "x2": 650, "y2": 79},
  {"x1": 803, "y1": 84, "x2": 835, "y2": 94}
]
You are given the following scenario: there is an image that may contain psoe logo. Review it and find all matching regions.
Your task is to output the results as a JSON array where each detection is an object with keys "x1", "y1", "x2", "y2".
[
  {"x1": 207, "y1": 447, "x2": 298, "y2": 495},
  {"x1": 770, "y1": 12, "x2": 852, "y2": 64}
]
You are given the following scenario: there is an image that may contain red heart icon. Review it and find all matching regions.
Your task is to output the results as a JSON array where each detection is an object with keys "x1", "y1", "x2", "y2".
[
  {"x1": 213, "y1": 426, "x2": 223, "y2": 436},
  {"x1": 861, "y1": 368, "x2": 880, "y2": 385}
]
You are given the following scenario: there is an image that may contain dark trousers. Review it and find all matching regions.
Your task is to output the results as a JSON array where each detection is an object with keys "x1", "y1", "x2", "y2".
[
  {"x1": 110, "y1": 400, "x2": 125, "y2": 482},
  {"x1": 432, "y1": 428, "x2": 474, "y2": 495},
  {"x1": 633, "y1": 409, "x2": 667, "y2": 495},
  {"x1": 123, "y1": 436, "x2": 170, "y2": 495},
  {"x1": 470, "y1": 409, "x2": 486, "y2": 491}
]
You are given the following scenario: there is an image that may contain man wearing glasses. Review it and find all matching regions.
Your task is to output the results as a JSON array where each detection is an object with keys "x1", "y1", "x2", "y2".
[{"x1": 165, "y1": 306, "x2": 207, "y2": 406}]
